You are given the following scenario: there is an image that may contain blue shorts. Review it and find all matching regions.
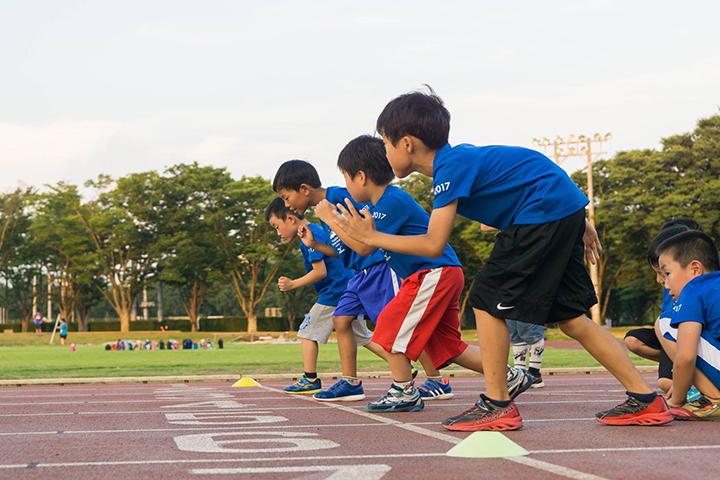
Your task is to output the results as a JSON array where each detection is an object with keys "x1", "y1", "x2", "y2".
[
  {"x1": 506, "y1": 319, "x2": 545, "y2": 344},
  {"x1": 334, "y1": 262, "x2": 401, "y2": 324}
]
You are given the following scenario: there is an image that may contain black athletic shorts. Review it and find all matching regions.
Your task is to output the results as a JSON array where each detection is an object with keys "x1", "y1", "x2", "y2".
[
  {"x1": 625, "y1": 327, "x2": 673, "y2": 379},
  {"x1": 469, "y1": 208, "x2": 597, "y2": 326}
]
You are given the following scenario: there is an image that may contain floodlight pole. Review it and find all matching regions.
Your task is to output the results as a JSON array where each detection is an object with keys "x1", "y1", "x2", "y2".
[{"x1": 532, "y1": 133, "x2": 612, "y2": 325}]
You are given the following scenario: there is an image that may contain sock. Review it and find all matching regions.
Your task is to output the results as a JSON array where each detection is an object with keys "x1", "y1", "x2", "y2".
[
  {"x1": 528, "y1": 338, "x2": 545, "y2": 371},
  {"x1": 481, "y1": 393, "x2": 511, "y2": 408},
  {"x1": 427, "y1": 375, "x2": 442, "y2": 381},
  {"x1": 628, "y1": 391, "x2": 657, "y2": 404},
  {"x1": 511, "y1": 342, "x2": 529, "y2": 370},
  {"x1": 392, "y1": 379, "x2": 413, "y2": 391},
  {"x1": 304, "y1": 372, "x2": 317, "y2": 380},
  {"x1": 343, "y1": 376, "x2": 360, "y2": 386}
]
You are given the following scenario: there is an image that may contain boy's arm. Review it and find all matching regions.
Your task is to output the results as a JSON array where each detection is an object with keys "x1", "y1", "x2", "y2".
[
  {"x1": 315, "y1": 200, "x2": 377, "y2": 257},
  {"x1": 298, "y1": 224, "x2": 337, "y2": 257},
  {"x1": 333, "y1": 198, "x2": 457, "y2": 258},
  {"x1": 669, "y1": 322, "x2": 702, "y2": 407},
  {"x1": 278, "y1": 260, "x2": 327, "y2": 291}
]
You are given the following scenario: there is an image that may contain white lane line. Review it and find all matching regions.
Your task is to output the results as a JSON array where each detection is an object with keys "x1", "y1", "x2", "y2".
[
  {"x1": 0, "y1": 417, "x2": 601, "y2": 437},
  {"x1": 258, "y1": 385, "x2": 609, "y2": 480},
  {"x1": 531, "y1": 445, "x2": 720, "y2": 454},
  {"x1": 0, "y1": 452, "x2": 445, "y2": 470}
]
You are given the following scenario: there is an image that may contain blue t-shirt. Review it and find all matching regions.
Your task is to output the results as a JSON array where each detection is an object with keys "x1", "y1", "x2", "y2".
[
  {"x1": 323, "y1": 186, "x2": 387, "y2": 272},
  {"x1": 661, "y1": 289, "x2": 673, "y2": 316},
  {"x1": 368, "y1": 185, "x2": 461, "y2": 278},
  {"x1": 432, "y1": 144, "x2": 589, "y2": 230},
  {"x1": 298, "y1": 223, "x2": 353, "y2": 306},
  {"x1": 668, "y1": 271, "x2": 720, "y2": 344},
  {"x1": 60, "y1": 323, "x2": 68, "y2": 336}
]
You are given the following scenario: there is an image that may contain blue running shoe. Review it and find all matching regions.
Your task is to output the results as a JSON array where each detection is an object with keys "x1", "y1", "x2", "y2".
[
  {"x1": 507, "y1": 366, "x2": 533, "y2": 401},
  {"x1": 418, "y1": 377, "x2": 454, "y2": 400},
  {"x1": 687, "y1": 386, "x2": 702, "y2": 403},
  {"x1": 366, "y1": 383, "x2": 424, "y2": 412},
  {"x1": 283, "y1": 375, "x2": 321, "y2": 395},
  {"x1": 313, "y1": 379, "x2": 366, "y2": 402}
]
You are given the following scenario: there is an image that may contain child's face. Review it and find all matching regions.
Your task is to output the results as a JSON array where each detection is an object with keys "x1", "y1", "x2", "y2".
[
  {"x1": 659, "y1": 253, "x2": 704, "y2": 300},
  {"x1": 268, "y1": 214, "x2": 298, "y2": 241},
  {"x1": 341, "y1": 170, "x2": 371, "y2": 203},
  {"x1": 651, "y1": 264, "x2": 666, "y2": 286},
  {"x1": 382, "y1": 134, "x2": 414, "y2": 178},
  {"x1": 276, "y1": 186, "x2": 312, "y2": 215}
]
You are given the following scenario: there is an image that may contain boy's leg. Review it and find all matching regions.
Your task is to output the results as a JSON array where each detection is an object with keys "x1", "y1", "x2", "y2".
[
  {"x1": 333, "y1": 315, "x2": 361, "y2": 378},
  {"x1": 624, "y1": 327, "x2": 662, "y2": 362},
  {"x1": 561, "y1": 315, "x2": 652, "y2": 393},
  {"x1": 301, "y1": 339, "x2": 319, "y2": 374},
  {"x1": 477, "y1": 309, "x2": 512, "y2": 400},
  {"x1": 285, "y1": 304, "x2": 332, "y2": 395}
]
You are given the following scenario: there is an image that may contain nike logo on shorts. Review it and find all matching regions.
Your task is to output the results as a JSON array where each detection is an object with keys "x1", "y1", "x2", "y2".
[{"x1": 496, "y1": 303, "x2": 515, "y2": 310}]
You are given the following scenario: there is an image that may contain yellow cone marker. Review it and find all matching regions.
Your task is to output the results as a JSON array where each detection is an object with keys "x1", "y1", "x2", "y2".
[
  {"x1": 232, "y1": 376, "x2": 261, "y2": 388},
  {"x1": 446, "y1": 432, "x2": 528, "y2": 458}
]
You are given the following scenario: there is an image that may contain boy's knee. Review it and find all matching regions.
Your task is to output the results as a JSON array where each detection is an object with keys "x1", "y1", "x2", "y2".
[
  {"x1": 623, "y1": 336, "x2": 644, "y2": 354},
  {"x1": 333, "y1": 317, "x2": 352, "y2": 331},
  {"x1": 557, "y1": 315, "x2": 589, "y2": 338}
]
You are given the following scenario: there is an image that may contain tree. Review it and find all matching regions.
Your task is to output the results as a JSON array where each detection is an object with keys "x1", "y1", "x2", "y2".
[
  {"x1": 76, "y1": 173, "x2": 162, "y2": 332},
  {"x1": 155, "y1": 163, "x2": 230, "y2": 331},
  {"x1": 209, "y1": 176, "x2": 292, "y2": 333}
]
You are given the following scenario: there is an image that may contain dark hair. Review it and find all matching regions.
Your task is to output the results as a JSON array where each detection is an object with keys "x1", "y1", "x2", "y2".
[
  {"x1": 647, "y1": 225, "x2": 691, "y2": 267},
  {"x1": 656, "y1": 230, "x2": 720, "y2": 271},
  {"x1": 272, "y1": 160, "x2": 321, "y2": 192},
  {"x1": 376, "y1": 86, "x2": 450, "y2": 150},
  {"x1": 264, "y1": 197, "x2": 303, "y2": 222},
  {"x1": 337, "y1": 135, "x2": 395, "y2": 186},
  {"x1": 660, "y1": 217, "x2": 701, "y2": 231}
]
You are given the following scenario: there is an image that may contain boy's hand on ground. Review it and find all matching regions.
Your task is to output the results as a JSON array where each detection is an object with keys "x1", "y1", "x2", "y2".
[
  {"x1": 583, "y1": 219, "x2": 602, "y2": 265},
  {"x1": 334, "y1": 198, "x2": 376, "y2": 244},
  {"x1": 297, "y1": 224, "x2": 315, "y2": 248},
  {"x1": 277, "y1": 276, "x2": 294, "y2": 291},
  {"x1": 315, "y1": 199, "x2": 337, "y2": 224}
]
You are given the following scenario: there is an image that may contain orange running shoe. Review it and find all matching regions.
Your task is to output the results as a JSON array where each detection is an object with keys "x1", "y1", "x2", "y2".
[
  {"x1": 669, "y1": 395, "x2": 720, "y2": 420},
  {"x1": 442, "y1": 395, "x2": 523, "y2": 431},
  {"x1": 596, "y1": 395, "x2": 673, "y2": 426}
]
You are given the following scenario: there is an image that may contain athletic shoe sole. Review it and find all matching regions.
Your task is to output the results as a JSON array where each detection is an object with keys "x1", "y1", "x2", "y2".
[
  {"x1": 597, "y1": 411, "x2": 673, "y2": 426},
  {"x1": 313, "y1": 393, "x2": 366, "y2": 402},
  {"x1": 365, "y1": 402, "x2": 424, "y2": 413},
  {"x1": 530, "y1": 381, "x2": 544, "y2": 389},
  {"x1": 420, "y1": 392, "x2": 454, "y2": 401},
  {"x1": 442, "y1": 415, "x2": 523, "y2": 431},
  {"x1": 284, "y1": 388, "x2": 322, "y2": 395}
]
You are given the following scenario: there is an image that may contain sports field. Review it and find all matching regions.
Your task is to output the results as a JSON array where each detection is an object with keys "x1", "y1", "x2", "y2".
[{"x1": 0, "y1": 329, "x2": 653, "y2": 380}]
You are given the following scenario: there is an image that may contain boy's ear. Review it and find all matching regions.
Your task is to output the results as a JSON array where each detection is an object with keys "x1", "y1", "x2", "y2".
[
  {"x1": 299, "y1": 184, "x2": 311, "y2": 196},
  {"x1": 690, "y1": 259, "x2": 706, "y2": 276},
  {"x1": 356, "y1": 170, "x2": 367, "y2": 185},
  {"x1": 401, "y1": 135, "x2": 414, "y2": 153}
]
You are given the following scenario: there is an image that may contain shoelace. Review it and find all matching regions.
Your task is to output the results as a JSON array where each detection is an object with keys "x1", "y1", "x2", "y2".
[
  {"x1": 326, "y1": 380, "x2": 350, "y2": 394},
  {"x1": 605, "y1": 397, "x2": 644, "y2": 415}
]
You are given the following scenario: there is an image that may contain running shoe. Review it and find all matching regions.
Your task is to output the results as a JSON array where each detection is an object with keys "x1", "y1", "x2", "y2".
[
  {"x1": 313, "y1": 378, "x2": 366, "y2": 402},
  {"x1": 670, "y1": 395, "x2": 720, "y2": 420},
  {"x1": 442, "y1": 394, "x2": 522, "y2": 431},
  {"x1": 283, "y1": 375, "x2": 321, "y2": 395},
  {"x1": 418, "y1": 377, "x2": 454, "y2": 400},
  {"x1": 366, "y1": 383, "x2": 424, "y2": 413},
  {"x1": 507, "y1": 366, "x2": 534, "y2": 400},
  {"x1": 528, "y1": 368, "x2": 544, "y2": 389},
  {"x1": 595, "y1": 394, "x2": 673, "y2": 426},
  {"x1": 686, "y1": 386, "x2": 702, "y2": 403}
]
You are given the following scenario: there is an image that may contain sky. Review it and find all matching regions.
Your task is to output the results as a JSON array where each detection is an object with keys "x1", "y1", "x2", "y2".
[{"x1": 1, "y1": 0, "x2": 718, "y2": 193}]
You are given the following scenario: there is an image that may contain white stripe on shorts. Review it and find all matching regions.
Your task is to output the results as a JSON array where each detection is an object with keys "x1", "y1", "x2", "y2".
[
  {"x1": 391, "y1": 267, "x2": 443, "y2": 354},
  {"x1": 390, "y1": 268, "x2": 401, "y2": 296}
]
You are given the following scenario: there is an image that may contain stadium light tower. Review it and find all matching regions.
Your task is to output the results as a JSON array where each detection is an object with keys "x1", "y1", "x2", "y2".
[{"x1": 532, "y1": 132, "x2": 612, "y2": 325}]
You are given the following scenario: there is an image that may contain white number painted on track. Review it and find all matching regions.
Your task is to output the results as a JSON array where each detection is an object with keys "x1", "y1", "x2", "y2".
[
  {"x1": 174, "y1": 431, "x2": 339, "y2": 453},
  {"x1": 165, "y1": 412, "x2": 287, "y2": 425},
  {"x1": 191, "y1": 464, "x2": 391, "y2": 479}
]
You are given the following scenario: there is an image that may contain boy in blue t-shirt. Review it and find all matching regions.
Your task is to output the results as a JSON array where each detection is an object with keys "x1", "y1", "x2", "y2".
[
  {"x1": 332, "y1": 135, "x2": 531, "y2": 412},
  {"x1": 656, "y1": 230, "x2": 720, "y2": 419},
  {"x1": 332, "y1": 89, "x2": 672, "y2": 430},
  {"x1": 272, "y1": 161, "x2": 400, "y2": 401},
  {"x1": 265, "y1": 198, "x2": 372, "y2": 395}
]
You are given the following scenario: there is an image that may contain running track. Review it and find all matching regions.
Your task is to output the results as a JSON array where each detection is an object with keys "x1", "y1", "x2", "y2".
[{"x1": 0, "y1": 373, "x2": 718, "y2": 479}]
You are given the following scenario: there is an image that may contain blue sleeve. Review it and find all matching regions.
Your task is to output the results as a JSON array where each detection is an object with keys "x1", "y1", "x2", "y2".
[
  {"x1": 670, "y1": 288, "x2": 705, "y2": 328},
  {"x1": 432, "y1": 159, "x2": 474, "y2": 209},
  {"x1": 306, "y1": 224, "x2": 327, "y2": 263},
  {"x1": 374, "y1": 190, "x2": 412, "y2": 235}
]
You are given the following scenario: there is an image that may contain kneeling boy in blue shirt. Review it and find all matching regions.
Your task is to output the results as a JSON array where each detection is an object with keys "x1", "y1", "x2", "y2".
[{"x1": 656, "y1": 230, "x2": 720, "y2": 419}]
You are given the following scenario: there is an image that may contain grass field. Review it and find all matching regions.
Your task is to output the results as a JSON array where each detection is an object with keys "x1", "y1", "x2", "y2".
[{"x1": 0, "y1": 328, "x2": 655, "y2": 380}]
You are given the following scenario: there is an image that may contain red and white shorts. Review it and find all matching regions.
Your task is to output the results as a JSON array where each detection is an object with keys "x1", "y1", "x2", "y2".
[{"x1": 372, "y1": 266, "x2": 468, "y2": 369}]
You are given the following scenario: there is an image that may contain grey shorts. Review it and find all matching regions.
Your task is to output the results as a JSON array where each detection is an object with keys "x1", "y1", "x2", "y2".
[
  {"x1": 297, "y1": 303, "x2": 373, "y2": 345},
  {"x1": 506, "y1": 319, "x2": 545, "y2": 344}
]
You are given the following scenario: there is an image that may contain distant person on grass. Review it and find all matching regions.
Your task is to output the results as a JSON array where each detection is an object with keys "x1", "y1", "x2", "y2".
[
  {"x1": 58, "y1": 318, "x2": 68, "y2": 346},
  {"x1": 656, "y1": 230, "x2": 720, "y2": 419},
  {"x1": 265, "y1": 198, "x2": 371, "y2": 395},
  {"x1": 332, "y1": 87, "x2": 671, "y2": 430},
  {"x1": 33, "y1": 312, "x2": 43, "y2": 335},
  {"x1": 624, "y1": 218, "x2": 701, "y2": 396}
]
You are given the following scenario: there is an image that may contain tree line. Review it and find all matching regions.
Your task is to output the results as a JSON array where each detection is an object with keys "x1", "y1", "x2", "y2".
[{"x1": 1, "y1": 114, "x2": 718, "y2": 332}]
